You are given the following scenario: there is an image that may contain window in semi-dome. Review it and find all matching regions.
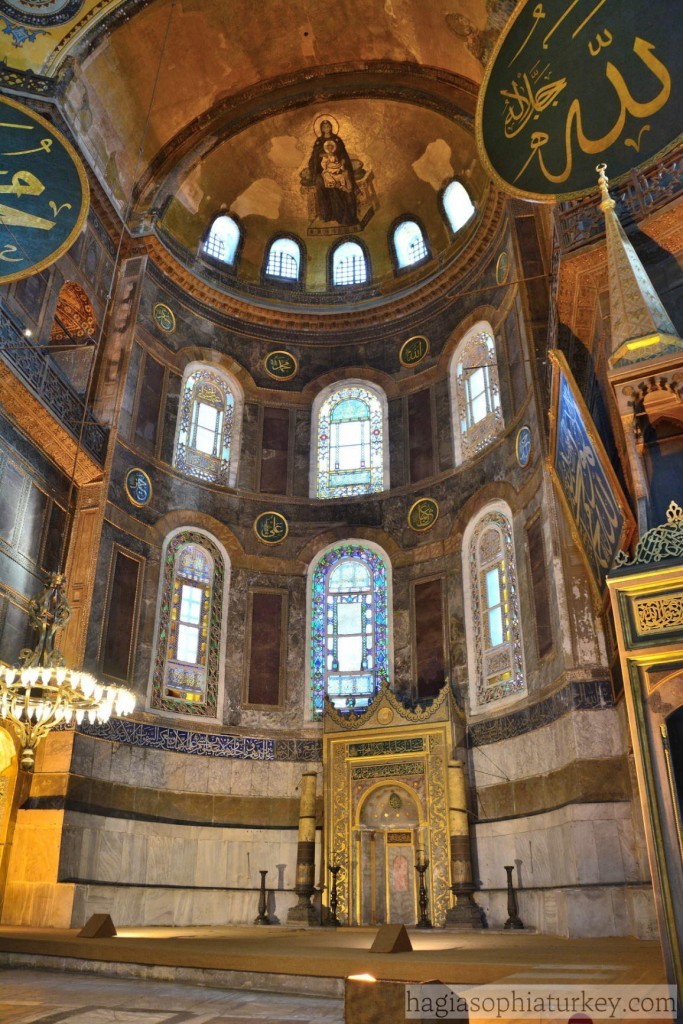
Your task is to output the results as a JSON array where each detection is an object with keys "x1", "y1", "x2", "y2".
[
  {"x1": 442, "y1": 180, "x2": 475, "y2": 233},
  {"x1": 450, "y1": 323, "x2": 503, "y2": 464},
  {"x1": 309, "y1": 544, "x2": 390, "y2": 717},
  {"x1": 150, "y1": 532, "x2": 226, "y2": 718},
  {"x1": 465, "y1": 507, "x2": 525, "y2": 711},
  {"x1": 202, "y1": 215, "x2": 240, "y2": 265},
  {"x1": 174, "y1": 368, "x2": 236, "y2": 485},
  {"x1": 331, "y1": 240, "x2": 368, "y2": 285},
  {"x1": 315, "y1": 384, "x2": 385, "y2": 498},
  {"x1": 393, "y1": 219, "x2": 430, "y2": 269},
  {"x1": 265, "y1": 237, "x2": 301, "y2": 281}
]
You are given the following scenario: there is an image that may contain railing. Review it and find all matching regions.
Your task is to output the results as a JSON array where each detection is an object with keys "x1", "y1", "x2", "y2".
[
  {"x1": 555, "y1": 144, "x2": 683, "y2": 253},
  {"x1": 0, "y1": 301, "x2": 108, "y2": 464}
]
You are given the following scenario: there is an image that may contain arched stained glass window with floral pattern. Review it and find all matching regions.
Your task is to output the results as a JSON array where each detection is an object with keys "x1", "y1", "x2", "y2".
[
  {"x1": 310, "y1": 544, "x2": 390, "y2": 717},
  {"x1": 174, "y1": 368, "x2": 235, "y2": 485},
  {"x1": 450, "y1": 323, "x2": 504, "y2": 464},
  {"x1": 316, "y1": 384, "x2": 385, "y2": 498},
  {"x1": 465, "y1": 508, "x2": 525, "y2": 711},
  {"x1": 150, "y1": 532, "x2": 226, "y2": 718}
]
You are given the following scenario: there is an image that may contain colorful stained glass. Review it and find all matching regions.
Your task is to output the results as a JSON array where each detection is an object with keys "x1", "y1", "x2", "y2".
[
  {"x1": 310, "y1": 544, "x2": 389, "y2": 717},
  {"x1": 175, "y1": 369, "x2": 234, "y2": 484},
  {"x1": 317, "y1": 385, "x2": 384, "y2": 498},
  {"x1": 151, "y1": 532, "x2": 225, "y2": 718},
  {"x1": 468, "y1": 511, "x2": 525, "y2": 708}
]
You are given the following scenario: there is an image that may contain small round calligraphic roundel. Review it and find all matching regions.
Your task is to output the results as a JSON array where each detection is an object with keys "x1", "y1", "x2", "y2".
[
  {"x1": 254, "y1": 510, "x2": 289, "y2": 544},
  {"x1": 399, "y1": 335, "x2": 430, "y2": 368},
  {"x1": 153, "y1": 303, "x2": 176, "y2": 333},
  {"x1": 516, "y1": 425, "x2": 532, "y2": 468},
  {"x1": 125, "y1": 467, "x2": 153, "y2": 507},
  {"x1": 407, "y1": 497, "x2": 439, "y2": 533},
  {"x1": 264, "y1": 350, "x2": 298, "y2": 381}
]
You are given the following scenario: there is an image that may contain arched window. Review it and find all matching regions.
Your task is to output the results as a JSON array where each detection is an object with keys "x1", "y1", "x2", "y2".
[
  {"x1": 202, "y1": 215, "x2": 240, "y2": 265},
  {"x1": 309, "y1": 543, "x2": 390, "y2": 717},
  {"x1": 174, "y1": 366, "x2": 242, "y2": 486},
  {"x1": 450, "y1": 322, "x2": 504, "y2": 464},
  {"x1": 150, "y1": 530, "x2": 228, "y2": 719},
  {"x1": 463, "y1": 505, "x2": 525, "y2": 712},
  {"x1": 442, "y1": 181, "x2": 475, "y2": 234},
  {"x1": 265, "y1": 237, "x2": 302, "y2": 281},
  {"x1": 313, "y1": 382, "x2": 388, "y2": 498},
  {"x1": 393, "y1": 219, "x2": 429, "y2": 269},
  {"x1": 331, "y1": 240, "x2": 367, "y2": 286}
]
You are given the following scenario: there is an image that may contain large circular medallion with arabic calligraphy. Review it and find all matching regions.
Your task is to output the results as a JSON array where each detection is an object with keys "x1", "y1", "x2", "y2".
[
  {"x1": 476, "y1": 0, "x2": 682, "y2": 200},
  {"x1": 0, "y1": 0, "x2": 82, "y2": 25},
  {"x1": 0, "y1": 96, "x2": 89, "y2": 285}
]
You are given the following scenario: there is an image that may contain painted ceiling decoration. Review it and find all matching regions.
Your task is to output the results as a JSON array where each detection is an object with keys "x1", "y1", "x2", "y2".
[
  {"x1": 50, "y1": 280, "x2": 97, "y2": 342},
  {"x1": 1, "y1": 0, "x2": 520, "y2": 307}
]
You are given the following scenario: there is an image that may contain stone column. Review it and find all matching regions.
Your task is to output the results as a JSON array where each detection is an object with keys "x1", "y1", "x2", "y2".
[
  {"x1": 287, "y1": 770, "x2": 318, "y2": 924},
  {"x1": 445, "y1": 760, "x2": 482, "y2": 928}
]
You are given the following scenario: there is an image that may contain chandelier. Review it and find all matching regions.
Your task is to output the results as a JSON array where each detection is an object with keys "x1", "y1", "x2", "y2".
[{"x1": 0, "y1": 572, "x2": 135, "y2": 770}]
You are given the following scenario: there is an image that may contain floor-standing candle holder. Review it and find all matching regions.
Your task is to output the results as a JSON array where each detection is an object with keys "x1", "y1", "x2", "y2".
[
  {"x1": 414, "y1": 856, "x2": 432, "y2": 929},
  {"x1": 254, "y1": 869, "x2": 270, "y2": 925},
  {"x1": 328, "y1": 864, "x2": 341, "y2": 926},
  {"x1": 503, "y1": 865, "x2": 524, "y2": 929}
]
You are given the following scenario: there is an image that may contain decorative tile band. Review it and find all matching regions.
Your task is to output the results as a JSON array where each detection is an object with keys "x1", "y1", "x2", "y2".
[
  {"x1": 468, "y1": 678, "x2": 614, "y2": 747},
  {"x1": 79, "y1": 719, "x2": 322, "y2": 762}
]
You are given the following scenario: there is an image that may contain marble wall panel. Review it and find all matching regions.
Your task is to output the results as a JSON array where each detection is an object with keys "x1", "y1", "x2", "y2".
[
  {"x1": 60, "y1": 810, "x2": 306, "y2": 893},
  {"x1": 472, "y1": 802, "x2": 645, "y2": 892},
  {"x1": 474, "y1": 883, "x2": 657, "y2": 938},
  {"x1": 471, "y1": 708, "x2": 624, "y2": 791}
]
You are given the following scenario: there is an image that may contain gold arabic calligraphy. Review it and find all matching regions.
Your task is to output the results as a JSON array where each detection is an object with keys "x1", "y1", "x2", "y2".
[
  {"x1": 0, "y1": 120, "x2": 73, "y2": 256},
  {"x1": 498, "y1": 0, "x2": 673, "y2": 188}
]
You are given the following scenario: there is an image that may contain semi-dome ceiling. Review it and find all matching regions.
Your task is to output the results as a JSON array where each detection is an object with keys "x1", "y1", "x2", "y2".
[
  {"x1": 158, "y1": 97, "x2": 484, "y2": 293},
  {"x1": 12, "y1": 0, "x2": 517, "y2": 307},
  {"x1": 54, "y1": 0, "x2": 512, "y2": 209}
]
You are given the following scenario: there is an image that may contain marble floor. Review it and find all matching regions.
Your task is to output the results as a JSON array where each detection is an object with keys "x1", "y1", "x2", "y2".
[{"x1": 0, "y1": 969, "x2": 344, "y2": 1024}]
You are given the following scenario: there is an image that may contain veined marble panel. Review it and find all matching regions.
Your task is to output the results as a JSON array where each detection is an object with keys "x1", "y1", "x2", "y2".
[
  {"x1": 60, "y1": 810, "x2": 313, "y2": 892},
  {"x1": 471, "y1": 708, "x2": 625, "y2": 789},
  {"x1": 472, "y1": 802, "x2": 646, "y2": 891},
  {"x1": 473, "y1": 883, "x2": 657, "y2": 938}
]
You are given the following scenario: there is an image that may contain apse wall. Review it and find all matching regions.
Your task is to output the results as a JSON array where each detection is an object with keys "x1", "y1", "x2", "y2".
[{"x1": 0, "y1": 194, "x2": 654, "y2": 936}]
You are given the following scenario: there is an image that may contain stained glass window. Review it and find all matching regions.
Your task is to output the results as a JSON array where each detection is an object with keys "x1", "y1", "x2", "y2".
[
  {"x1": 150, "y1": 532, "x2": 226, "y2": 718},
  {"x1": 393, "y1": 220, "x2": 429, "y2": 268},
  {"x1": 310, "y1": 544, "x2": 390, "y2": 717},
  {"x1": 442, "y1": 181, "x2": 475, "y2": 234},
  {"x1": 466, "y1": 508, "x2": 525, "y2": 710},
  {"x1": 315, "y1": 384, "x2": 385, "y2": 498},
  {"x1": 450, "y1": 323, "x2": 503, "y2": 464},
  {"x1": 332, "y1": 241, "x2": 367, "y2": 285},
  {"x1": 175, "y1": 368, "x2": 235, "y2": 484},
  {"x1": 266, "y1": 237, "x2": 301, "y2": 280},
  {"x1": 202, "y1": 215, "x2": 240, "y2": 265}
]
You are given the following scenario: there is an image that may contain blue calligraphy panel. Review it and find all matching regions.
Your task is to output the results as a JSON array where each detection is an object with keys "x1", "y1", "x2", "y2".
[
  {"x1": 477, "y1": 0, "x2": 681, "y2": 199},
  {"x1": 0, "y1": 96, "x2": 89, "y2": 284},
  {"x1": 554, "y1": 369, "x2": 625, "y2": 589}
]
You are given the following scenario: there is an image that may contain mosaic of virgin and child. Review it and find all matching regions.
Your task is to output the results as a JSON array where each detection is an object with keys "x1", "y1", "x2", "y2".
[{"x1": 301, "y1": 116, "x2": 369, "y2": 228}]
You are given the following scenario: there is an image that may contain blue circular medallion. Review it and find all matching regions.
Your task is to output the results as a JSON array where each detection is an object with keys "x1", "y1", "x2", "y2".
[
  {"x1": 0, "y1": 0, "x2": 83, "y2": 26},
  {"x1": 516, "y1": 426, "x2": 532, "y2": 468},
  {"x1": 125, "y1": 468, "x2": 152, "y2": 507}
]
